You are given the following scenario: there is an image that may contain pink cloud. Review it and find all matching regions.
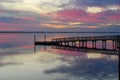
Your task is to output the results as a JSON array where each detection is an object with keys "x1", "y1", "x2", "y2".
[
  {"x1": 16, "y1": 16, "x2": 37, "y2": 21},
  {"x1": 0, "y1": 19, "x2": 37, "y2": 31},
  {"x1": 107, "y1": 14, "x2": 120, "y2": 21},
  {"x1": 55, "y1": 9, "x2": 120, "y2": 23},
  {"x1": 0, "y1": 22, "x2": 23, "y2": 30},
  {"x1": 56, "y1": 9, "x2": 86, "y2": 21}
]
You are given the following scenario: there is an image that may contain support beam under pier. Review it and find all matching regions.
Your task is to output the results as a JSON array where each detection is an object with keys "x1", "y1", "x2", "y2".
[
  {"x1": 92, "y1": 41, "x2": 96, "y2": 49},
  {"x1": 102, "y1": 40, "x2": 106, "y2": 49}
]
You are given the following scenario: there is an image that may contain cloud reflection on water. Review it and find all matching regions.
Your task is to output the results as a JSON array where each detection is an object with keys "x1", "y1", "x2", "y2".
[
  {"x1": 44, "y1": 50, "x2": 118, "y2": 80},
  {"x1": 0, "y1": 48, "x2": 119, "y2": 80}
]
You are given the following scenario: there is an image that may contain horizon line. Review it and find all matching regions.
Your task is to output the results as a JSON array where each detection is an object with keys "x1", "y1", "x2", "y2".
[{"x1": 0, "y1": 31, "x2": 120, "y2": 33}]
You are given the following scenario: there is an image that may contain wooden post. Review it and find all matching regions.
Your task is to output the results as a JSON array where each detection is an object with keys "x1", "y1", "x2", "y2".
[
  {"x1": 117, "y1": 35, "x2": 120, "y2": 53},
  {"x1": 34, "y1": 34, "x2": 36, "y2": 53},
  {"x1": 82, "y1": 41, "x2": 84, "y2": 48},
  {"x1": 102, "y1": 41, "x2": 104, "y2": 49},
  {"x1": 44, "y1": 34, "x2": 46, "y2": 51},
  {"x1": 112, "y1": 40, "x2": 116, "y2": 50},
  {"x1": 92, "y1": 41, "x2": 96, "y2": 48},
  {"x1": 84, "y1": 41, "x2": 87, "y2": 48},
  {"x1": 92, "y1": 41, "x2": 94, "y2": 48},
  {"x1": 44, "y1": 34, "x2": 46, "y2": 42},
  {"x1": 79, "y1": 41, "x2": 81, "y2": 47},
  {"x1": 95, "y1": 41, "x2": 96, "y2": 48},
  {"x1": 102, "y1": 40, "x2": 106, "y2": 49}
]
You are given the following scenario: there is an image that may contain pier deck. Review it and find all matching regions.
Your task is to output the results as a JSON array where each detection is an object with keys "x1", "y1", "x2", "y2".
[{"x1": 35, "y1": 35, "x2": 120, "y2": 54}]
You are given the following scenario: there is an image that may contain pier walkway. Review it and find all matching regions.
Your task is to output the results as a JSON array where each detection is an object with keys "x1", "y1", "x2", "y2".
[{"x1": 35, "y1": 35, "x2": 120, "y2": 54}]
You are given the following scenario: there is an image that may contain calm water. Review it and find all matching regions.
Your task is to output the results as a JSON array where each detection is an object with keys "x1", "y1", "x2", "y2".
[{"x1": 0, "y1": 33, "x2": 119, "y2": 80}]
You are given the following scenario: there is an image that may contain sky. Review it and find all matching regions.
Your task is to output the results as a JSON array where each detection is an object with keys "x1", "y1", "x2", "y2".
[{"x1": 0, "y1": 0, "x2": 120, "y2": 31}]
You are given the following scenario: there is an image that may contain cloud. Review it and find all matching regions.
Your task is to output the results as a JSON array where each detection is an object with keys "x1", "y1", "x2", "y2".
[
  {"x1": 0, "y1": 0, "x2": 22, "y2": 2},
  {"x1": 0, "y1": 0, "x2": 119, "y2": 30},
  {"x1": 0, "y1": 16, "x2": 36, "y2": 23},
  {"x1": 86, "y1": 5, "x2": 120, "y2": 14},
  {"x1": 87, "y1": 7, "x2": 104, "y2": 13},
  {"x1": 0, "y1": 16, "x2": 42, "y2": 31},
  {"x1": 44, "y1": 56, "x2": 118, "y2": 80},
  {"x1": 54, "y1": 9, "x2": 120, "y2": 24},
  {"x1": 68, "y1": 22, "x2": 83, "y2": 25},
  {"x1": 107, "y1": 5, "x2": 120, "y2": 11},
  {"x1": 0, "y1": 0, "x2": 71, "y2": 14}
]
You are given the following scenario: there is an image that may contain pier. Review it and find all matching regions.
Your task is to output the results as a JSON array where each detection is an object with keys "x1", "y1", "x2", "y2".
[
  {"x1": 52, "y1": 35, "x2": 120, "y2": 50},
  {"x1": 35, "y1": 35, "x2": 120, "y2": 54}
]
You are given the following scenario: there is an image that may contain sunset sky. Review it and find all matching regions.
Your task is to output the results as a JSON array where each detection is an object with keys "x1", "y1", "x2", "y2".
[{"x1": 0, "y1": 0, "x2": 120, "y2": 31}]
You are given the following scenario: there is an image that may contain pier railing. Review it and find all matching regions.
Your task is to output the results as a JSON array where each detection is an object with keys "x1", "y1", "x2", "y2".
[{"x1": 51, "y1": 35, "x2": 120, "y2": 50}]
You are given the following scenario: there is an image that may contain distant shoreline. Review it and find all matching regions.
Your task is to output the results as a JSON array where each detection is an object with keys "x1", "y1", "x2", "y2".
[{"x1": 0, "y1": 31, "x2": 120, "y2": 33}]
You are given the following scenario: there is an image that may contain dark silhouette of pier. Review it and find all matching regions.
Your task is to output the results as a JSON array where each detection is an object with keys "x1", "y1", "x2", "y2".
[
  {"x1": 52, "y1": 45, "x2": 119, "y2": 55},
  {"x1": 35, "y1": 35, "x2": 120, "y2": 54}
]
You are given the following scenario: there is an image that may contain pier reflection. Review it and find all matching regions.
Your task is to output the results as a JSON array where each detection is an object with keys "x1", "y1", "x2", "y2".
[{"x1": 52, "y1": 45, "x2": 119, "y2": 55}]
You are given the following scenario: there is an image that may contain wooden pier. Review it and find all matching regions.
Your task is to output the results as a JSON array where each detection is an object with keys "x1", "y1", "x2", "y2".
[
  {"x1": 52, "y1": 35, "x2": 120, "y2": 50},
  {"x1": 35, "y1": 35, "x2": 120, "y2": 53},
  {"x1": 35, "y1": 41, "x2": 58, "y2": 45}
]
